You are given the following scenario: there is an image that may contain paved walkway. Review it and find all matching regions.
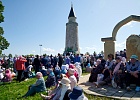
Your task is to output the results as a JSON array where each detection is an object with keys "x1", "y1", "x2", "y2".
[{"x1": 78, "y1": 74, "x2": 140, "y2": 100}]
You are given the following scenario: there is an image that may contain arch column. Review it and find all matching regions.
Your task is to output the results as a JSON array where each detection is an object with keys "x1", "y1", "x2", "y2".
[{"x1": 101, "y1": 37, "x2": 115, "y2": 60}]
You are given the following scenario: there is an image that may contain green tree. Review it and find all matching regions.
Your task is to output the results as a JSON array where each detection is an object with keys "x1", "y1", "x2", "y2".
[{"x1": 0, "y1": 1, "x2": 10, "y2": 54}]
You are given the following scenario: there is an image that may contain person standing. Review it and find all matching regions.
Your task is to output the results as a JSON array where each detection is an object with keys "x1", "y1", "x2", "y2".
[
  {"x1": 16, "y1": 56, "x2": 27, "y2": 82},
  {"x1": 58, "y1": 53, "x2": 63, "y2": 68},
  {"x1": 33, "y1": 55, "x2": 41, "y2": 74}
]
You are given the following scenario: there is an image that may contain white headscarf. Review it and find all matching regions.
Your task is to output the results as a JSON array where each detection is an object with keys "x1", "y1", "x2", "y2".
[{"x1": 59, "y1": 84, "x2": 71, "y2": 100}]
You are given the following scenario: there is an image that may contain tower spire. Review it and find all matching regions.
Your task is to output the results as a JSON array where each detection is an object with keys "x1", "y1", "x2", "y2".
[
  {"x1": 68, "y1": 3, "x2": 76, "y2": 18},
  {"x1": 71, "y1": 2, "x2": 73, "y2": 8}
]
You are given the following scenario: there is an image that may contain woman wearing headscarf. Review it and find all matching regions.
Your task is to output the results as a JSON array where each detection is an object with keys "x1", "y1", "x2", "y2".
[
  {"x1": 89, "y1": 59, "x2": 104, "y2": 82},
  {"x1": 68, "y1": 68, "x2": 77, "y2": 90},
  {"x1": 66, "y1": 64, "x2": 79, "y2": 82},
  {"x1": 22, "y1": 72, "x2": 46, "y2": 97},
  {"x1": 45, "y1": 68, "x2": 56, "y2": 88},
  {"x1": 2, "y1": 69, "x2": 12, "y2": 82},
  {"x1": 68, "y1": 86, "x2": 88, "y2": 100},
  {"x1": 41, "y1": 77, "x2": 71, "y2": 100}
]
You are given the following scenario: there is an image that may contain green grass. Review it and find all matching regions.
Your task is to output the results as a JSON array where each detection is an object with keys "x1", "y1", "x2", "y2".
[
  {"x1": 0, "y1": 75, "x2": 117, "y2": 100},
  {"x1": 0, "y1": 77, "x2": 46, "y2": 100}
]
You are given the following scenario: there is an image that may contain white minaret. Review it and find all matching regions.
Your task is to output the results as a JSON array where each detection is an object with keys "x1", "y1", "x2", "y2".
[{"x1": 65, "y1": 4, "x2": 80, "y2": 54}]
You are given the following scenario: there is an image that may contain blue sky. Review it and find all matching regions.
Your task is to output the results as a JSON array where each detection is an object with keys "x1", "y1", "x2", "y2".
[{"x1": 1, "y1": 0, "x2": 140, "y2": 56}]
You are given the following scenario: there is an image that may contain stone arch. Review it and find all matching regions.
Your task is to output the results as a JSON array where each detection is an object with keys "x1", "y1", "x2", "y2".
[
  {"x1": 101, "y1": 15, "x2": 140, "y2": 60},
  {"x1": 112, "y1": 15, "x2": 140, "y2": 41}
]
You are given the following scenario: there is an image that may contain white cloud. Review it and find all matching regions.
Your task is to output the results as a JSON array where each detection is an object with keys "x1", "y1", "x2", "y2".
[
  {"x1": 32, "y1": 51, "x2": 35, "y2": 53},
  {"x1": 42, "y1": 47, "x2": 55, "y2": 52},
  {"x1": 79, "y1": 47, "x2": 82, "y2": 50},
  {"x1": 115, "y1": 41, "x2": 126, "y2": 51},
  {"x1": 115, "y1": 41, "x2": 125, "y2": 48},
  {"x1": 85, "y1": 47, "x2": 97, "y2": 50},
  {"x1": 60, "y1": 48, "x2": 64, "y2": 51}
]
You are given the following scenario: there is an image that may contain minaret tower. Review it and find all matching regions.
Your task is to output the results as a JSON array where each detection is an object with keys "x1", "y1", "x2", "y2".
[{"x1": 65, "y1": 4, "x2": 80, "y2": 54}]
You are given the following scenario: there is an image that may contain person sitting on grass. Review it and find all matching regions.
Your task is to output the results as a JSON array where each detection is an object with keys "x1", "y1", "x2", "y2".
[
  {"x1": 22, "y1": 72, "x2": 46, "y2": 98},
  {"x1": 45, "y1": 68, "x2": 56, "y2": 88},
  {"x1": 40, "y1": 66, "x2": 47, "y2": 77},
  {"x1": 54, "y1": 64, "x2": 61, "y2": 82},
  {"x1": 75, "y1": 62, "x2": 82, "y2": 79},
  {"x1": 24, "y1": 65, "x2": 33, "y2": 79},
  {"x1": 125, "y1": 55, "x2": 140, "y2": 91},
  {"x1": 1, "y1": 69, "x2": 12, "y2": 82},
  {"x1": 61, "y1": 64, "x2": 68, "y2": 74},
  {"x1": 66, "y1": 64, "x2": 79, "y2": 82},
  {"x1": 68, "y1": 68, "x2": 77, "y2": 90},
  {"x1": 40, "y1": 77, "x2": 71, "y2": 100},
  {"x1": 68, "y1": 86, "x2": 88, "y2": 100}
]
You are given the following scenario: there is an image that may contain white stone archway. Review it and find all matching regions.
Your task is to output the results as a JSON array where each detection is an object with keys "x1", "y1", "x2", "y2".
[{"x1": 101, "y1": 15, "x2": 140, "y2": 60}]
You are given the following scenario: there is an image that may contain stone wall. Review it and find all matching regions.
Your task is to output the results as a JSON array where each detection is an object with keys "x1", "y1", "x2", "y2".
[{"x1": 126, "y1": 34, "x2": 140, "y2": 60}]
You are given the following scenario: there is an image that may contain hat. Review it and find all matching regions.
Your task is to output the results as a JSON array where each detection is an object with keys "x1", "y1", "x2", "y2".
[
  {"x1": 115, "y1": 56, "x2": 122, "y2": 60},
  {"x1": 75, "y1": 62, "x2": 80, "y2": 67},
  {"x1": 69, "y1": 64, "x2": 75, "y2": 69},
  {"x1": 59, "y1": 77, "x2": 70, "y2": 86},
  {"x1": 68, "y1": 68, "x2": 75, "y2": 75},
  {"x1": 130, "y1": 55, "x2": 138, "y2": 60},
  {"x1": 69, "y1": 86, "x2": 83, "y2": 99}
]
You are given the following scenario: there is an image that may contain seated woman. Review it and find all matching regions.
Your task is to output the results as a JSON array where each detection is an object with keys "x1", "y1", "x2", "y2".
[
  {"x1": 54, "y1": 64, "x2": 61, "y2": 82},
  {"x1": 24, "y1": 65, "x2": 33, "y2": 78},
  {"x1": 61, "y1": 64, "x2": 69, "y2": 74},
  {"x1": 40, "y1": 77, "x2": 71, "y2": 100},
  {"x1": 45, "y1": 68, "x2": 56, "y2": 88},
  {"x1": 1, "y1": 69, "x2": 12, "y2": 82},
  {"x1": 86, "y1": 63, "x2": 92, "y2": 73},
  {"x1": 22, "y1": 72, "x2": 46, "y2": 97},
  {"x1": 109, "y1": 56, "x2": 126, "y2": 88},
  {"x1": 40, "y1": 66, "x2": 47, "y2": 76},
  {"x1": 94, "y1": 54, "x2": 115, "y2": 86},
  {"x1": 68, "y1": 86, "x2": 88, "y2": 100},
  {"x1": 68, "y1": 68, "x2": 77, "y2": 90},
  {"x1": 66, "y1": 64, "x2": 79, "y2": 82},
  {"x1": 75, "y1": 62, "x2": 82, "y2": 79},
  {"x1": 125, "y1": 55, "x2": 140, "y2": 91},
  {"x1": 89, "y1": 59, "x2": 104, "y2": 82}
]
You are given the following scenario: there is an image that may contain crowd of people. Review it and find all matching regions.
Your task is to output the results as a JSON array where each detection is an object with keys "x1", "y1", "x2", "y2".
[
  {"x1": 0, "y1": 53, "x2": 88, "y2": 100},
  {"x1": 0, "y1": 49, "x2": 140, "y2": 99},
  {"x1": 88, "y1": 50, "x2": 140, "y2": 92}
]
